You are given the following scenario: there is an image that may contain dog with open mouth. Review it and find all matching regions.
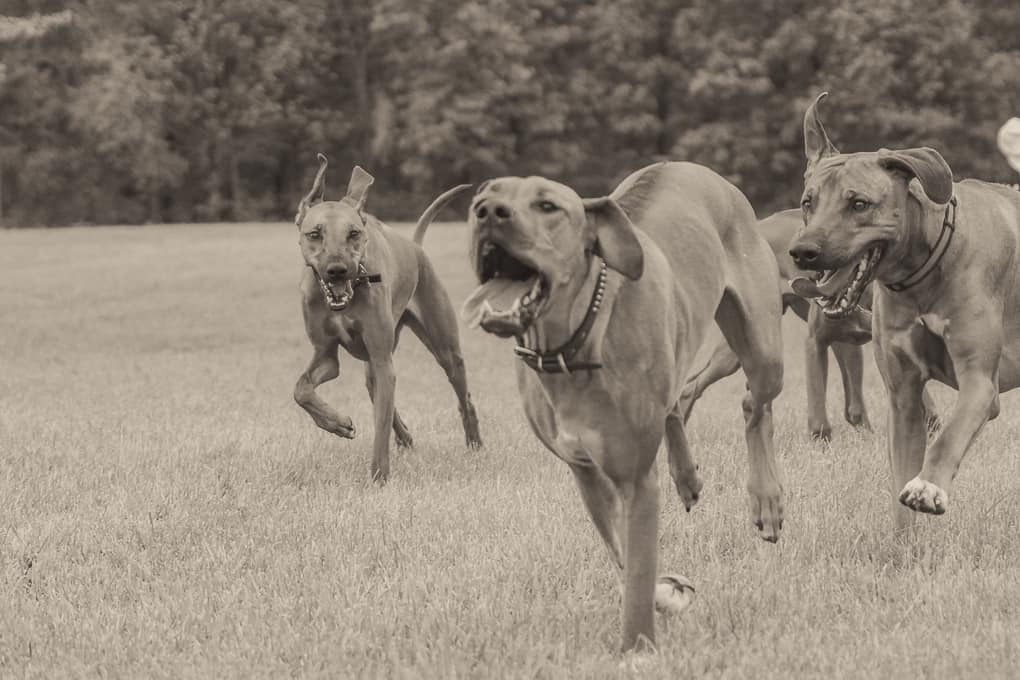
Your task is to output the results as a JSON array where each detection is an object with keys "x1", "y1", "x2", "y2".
[
  {"x1": 293, "y1": 154, "x2": 482, "y2": 482},
  {"x1": 789, "y1": 92, "x2": 1020, "y2": 530},
  {"x1": 680, "y1": 207, "x2": 942, "y2": 441},
  {"x1": 463, "y1": 163, "x2": 785, "y2": 652}
]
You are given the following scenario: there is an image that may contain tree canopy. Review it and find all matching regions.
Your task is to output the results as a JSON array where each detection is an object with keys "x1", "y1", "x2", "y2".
[{"x1": 1, "y1": 0, "x2": 1017, "y2": 226}]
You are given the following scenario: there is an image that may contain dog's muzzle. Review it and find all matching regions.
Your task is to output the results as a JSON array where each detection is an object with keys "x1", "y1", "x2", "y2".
[
  {"x1": 461, "y1": 240, "x2": 549, "y2": 337},
  {"x1": 311, "y1": 263, "x2": 381, "y2": 311},
  {"x1": 790, "y1": 245, "x2": 885, "y2": 318}
]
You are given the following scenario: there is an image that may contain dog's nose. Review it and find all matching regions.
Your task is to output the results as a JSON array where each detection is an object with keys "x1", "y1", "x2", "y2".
[
  {"x1": 789, "y1": 243, "x2": 822, "y2": 270},
  {"x1": 325, "y1": 263, "x2": 349, "y2": 281},
  {"x1": 474, "y1": 199, "x2": 513, "y2": 223}
]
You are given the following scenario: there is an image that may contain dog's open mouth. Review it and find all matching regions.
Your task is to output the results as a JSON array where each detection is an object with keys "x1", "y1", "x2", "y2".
[
  {"x1": 790, "y1": 244, "x2": 884, "y2": 318},
  {"x1": 316, "y1": 273, "x2": 355, "y2": 311},
  {"x1": 461, "y1": 241, "x2": 549, "y2": 337}
]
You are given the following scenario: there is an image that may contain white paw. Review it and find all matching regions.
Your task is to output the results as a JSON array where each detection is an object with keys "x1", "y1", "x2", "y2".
[
  {"x1": 899, "y1": 476, "x2": 948, "y2": 515},
  {"x1": 654, "y1": 573, "x2": 695, "y2": 615}
]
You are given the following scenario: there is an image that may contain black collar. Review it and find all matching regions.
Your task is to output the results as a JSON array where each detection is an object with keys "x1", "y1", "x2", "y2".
[
  {"x1": 352, "y1": 263, "x2": 382, "y2": 287},
  {"x1": 885, "y1": 196, "x2": 957, "y2": 292},
  {"x1": 513, "y1": 257, "x2": 607, "y2": 374}
]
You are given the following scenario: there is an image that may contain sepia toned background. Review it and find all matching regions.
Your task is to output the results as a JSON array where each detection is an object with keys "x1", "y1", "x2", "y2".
[{"x1": 1, "y1": 0, "x2": 1018, "y2": 227}]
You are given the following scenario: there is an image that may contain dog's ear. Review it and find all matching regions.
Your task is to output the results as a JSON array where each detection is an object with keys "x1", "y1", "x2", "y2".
[
  {"x1": 345, "y1": 165, "x2": 375, "y2": 211},
  {"x1": 878, "y1": 148, "x2": 954, "y2": 205},
  {"x1": 294, "y1": 153, "x2": 329, "y2": 226},
  {"x1": 583, "y1": 197, "x2": 643, "y2": 280},
  {"x1": 804, "y1": 92, "x2": 839, "y2": 171}
]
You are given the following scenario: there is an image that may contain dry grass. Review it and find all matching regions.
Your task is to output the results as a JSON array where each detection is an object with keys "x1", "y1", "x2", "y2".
[{"x1": 2, "y1": 222, "x2": 1020, "y2": 679}]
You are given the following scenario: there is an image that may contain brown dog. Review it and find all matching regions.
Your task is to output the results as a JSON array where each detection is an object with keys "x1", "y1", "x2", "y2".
[
  {"x1": 462, "y1": 162, "x2": 785, "y2": 652},
  {"x1": 293, "y1": 155, "x2": 482, "y2": 481},
  {"x1": 679, "y1": 208, "x2": 873, "y2": 440},
  {"x1": 789, "y1": 93, "x2": 1020, "y2": 529},
  {"x1": 681, "y1": 208, "x2": 941, "y2": 439}
]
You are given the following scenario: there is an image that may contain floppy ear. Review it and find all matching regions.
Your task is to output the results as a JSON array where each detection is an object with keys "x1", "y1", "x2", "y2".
[
  {"x1": 294, "y1": 153, "x2": 328, "y2": 226},
  {"x1": 345, "y1": 165, "x2": 375, "y2": 211},
  {"x1": 582, "y1": 197, "x2": 643, "y2": 280},
  {"x1": 878, "y1": 147, "x2": 954, "y2": 204},
  {"x1": 804, "y1": 92, "x2": 839, "y2": 170}
]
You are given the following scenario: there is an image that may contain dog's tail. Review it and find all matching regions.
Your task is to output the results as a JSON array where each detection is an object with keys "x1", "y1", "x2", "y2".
[{"x1": 413, "y1": 184, "x2": 473, "y2": 245}]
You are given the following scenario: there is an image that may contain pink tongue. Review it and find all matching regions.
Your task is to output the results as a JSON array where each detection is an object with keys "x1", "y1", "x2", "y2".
[
  {"x1": 790, "y1": 276, "x2": 823, "y2": 298},
  {"x1": 791, "y1": 263, "x2": 857, "y2": 299},
  {"x1": 461, "y1": 277, "x2": 535, "y2": 326}
]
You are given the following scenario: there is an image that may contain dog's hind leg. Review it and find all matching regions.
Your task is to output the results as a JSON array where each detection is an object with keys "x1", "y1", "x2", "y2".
[
  {"x1": 294, "y1": 341, "x2": 356, "y2": 439},
  {"x1": 405, "y1": 262, "x2": 482, "y2": 448},
  {"x1": 665, "y1": 403, "x2": 703, "y2": 511},
  {"x1": 676, "y1": 329, "x2": 741, "y2": 423},
  {"x1": 716, "y1": 254, "x2": 785, "y2": 542}
]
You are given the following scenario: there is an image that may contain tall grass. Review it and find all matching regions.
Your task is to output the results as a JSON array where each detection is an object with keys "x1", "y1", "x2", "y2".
[{"x1": 1, "y1": 223, "x2": 1018, "y2": 678}]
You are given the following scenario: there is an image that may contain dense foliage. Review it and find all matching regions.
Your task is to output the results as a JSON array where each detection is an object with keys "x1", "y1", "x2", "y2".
[{"x1": 2, "y1": 0, "x2": 1018, "y2": 226}]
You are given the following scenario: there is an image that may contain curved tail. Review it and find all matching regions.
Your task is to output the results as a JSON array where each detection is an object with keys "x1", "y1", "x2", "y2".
[{"x1": 412, "y1": 184, "x2": 473, "y2": 245}]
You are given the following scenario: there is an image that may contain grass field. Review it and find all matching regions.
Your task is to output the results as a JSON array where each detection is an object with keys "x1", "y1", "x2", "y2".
[{"x1": 2, "y1": 222, "x2": 1020, "y2": 679}]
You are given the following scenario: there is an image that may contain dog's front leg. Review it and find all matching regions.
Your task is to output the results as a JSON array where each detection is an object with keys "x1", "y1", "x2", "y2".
[
  {"x1": 883, "y1": 364, "x2": 927, "y2": 531},
  {"x1": 294, "y1": 342, "x2": 356, "y2": 439},
  {"x1": 365, "y1": 353, "x2": 397, "y2": 483},
  {"x1": 896, "y1": 315, "x2": 1000, "y2": 517},
  {"x1": 832, "y1": 342, "x2": 870, "y2": 429},
  {"x1": 901, "y1": 368, "x2": 998, "y2": 516},
  {"x1": 804, "y1": 332, "x2": 832, "y2": 440}
]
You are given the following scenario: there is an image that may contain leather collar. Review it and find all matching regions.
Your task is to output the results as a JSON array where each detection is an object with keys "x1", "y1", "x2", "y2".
[
  {"x1": 513, "y1": 257, "x2": 607, "y2": 374},
  {"x1": 885, "y1": 196, "x2": 957, "y2": 292}
]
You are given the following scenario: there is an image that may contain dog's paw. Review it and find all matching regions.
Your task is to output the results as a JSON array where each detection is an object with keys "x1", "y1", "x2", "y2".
[
  {"x1": 899, "y1": 477, "x2": 947, "y2": 515},
  {"x1": 331, "y1": 417, "x2": 356, "y2": 439},
  {"x1": 845, "y1": 409, "x2": 871, "y2": 430},
  {"x1": 808, "y1": 422, "x2": 832, "y2": 441},
  {"x1": 654, "y1": 574, "x2": 695, "y2": 615},
  {"x1": 672, "y1": 467, "x2": 703, "y2": 512},
  {"x1": 749, "y1": 487, "x2": 784, "y2": 543}
]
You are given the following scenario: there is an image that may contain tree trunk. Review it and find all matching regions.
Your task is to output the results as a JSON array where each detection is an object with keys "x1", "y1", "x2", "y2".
[{"x1": 229, "y1": 144, "x2": 242, "y2": 222}]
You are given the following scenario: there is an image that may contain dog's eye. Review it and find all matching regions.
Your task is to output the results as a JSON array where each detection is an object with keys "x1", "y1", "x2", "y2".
[
  {"x1": 305, "y1": 230, "x2": 322, "y2": 241},
  {"x1": 348, "y1": 230, "x2": 361, "y2": 241},
  {"x1": 852, "y1": 199, "x2": 870, "y2": 212},
  {"x1": 537, "y1": 200, "x2": 558, "y2": 213},
  {"x1": 800, "y1": 197, "x2": 812, "y2": 210}
]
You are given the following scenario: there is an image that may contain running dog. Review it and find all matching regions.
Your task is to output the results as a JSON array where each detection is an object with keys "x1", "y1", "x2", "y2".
[
  {"x1": 293, "y1": 154, "x2": 482, "y2": 482},
  {"x1": 462, "y1": 162, "x2": 785, "y2": 651},
  {"x1": 790, "y1": 93, "x2": 1020, "y2": 529}
]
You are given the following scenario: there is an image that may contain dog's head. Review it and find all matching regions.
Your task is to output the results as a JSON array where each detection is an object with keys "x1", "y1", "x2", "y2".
[
  {"x1": 294, "y1": 154, "x2": 373, "y2": 311},
  {"x1": 788, "y1": 93, "x2": 954, "y2": 317},
  {"x1": 461, "y1": 176, "x2": 643, "y2": 338}
]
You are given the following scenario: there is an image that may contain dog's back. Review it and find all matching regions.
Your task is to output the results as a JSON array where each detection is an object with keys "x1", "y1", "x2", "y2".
[{"x1": 758, "y1": 209, "x2": 802, "y2": 283}]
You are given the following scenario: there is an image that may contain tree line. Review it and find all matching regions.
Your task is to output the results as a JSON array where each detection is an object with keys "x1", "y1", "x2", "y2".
[{"x1": 1, "y1": 0, "x2": 1017, "y2": 227}]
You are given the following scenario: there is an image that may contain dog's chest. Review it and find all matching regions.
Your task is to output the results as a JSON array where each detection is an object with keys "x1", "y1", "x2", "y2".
[
  {"x1": 324, "y1": 314, "x2": 370, "y2": 361},
  {"x1": 521, "y1": 372, "x2": 662, "y2": 466},
  {"x1": 885, "y1": 313, "x2": 955, "y2": 385}
]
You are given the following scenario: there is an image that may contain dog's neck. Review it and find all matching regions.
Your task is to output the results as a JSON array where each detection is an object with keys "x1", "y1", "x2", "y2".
[
  {"x1": 877, "y1": 189, "x2": 952, "y2": 293},
  {"x1": 523, "y1": 253, "x2": 606, "y2": 358}
]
